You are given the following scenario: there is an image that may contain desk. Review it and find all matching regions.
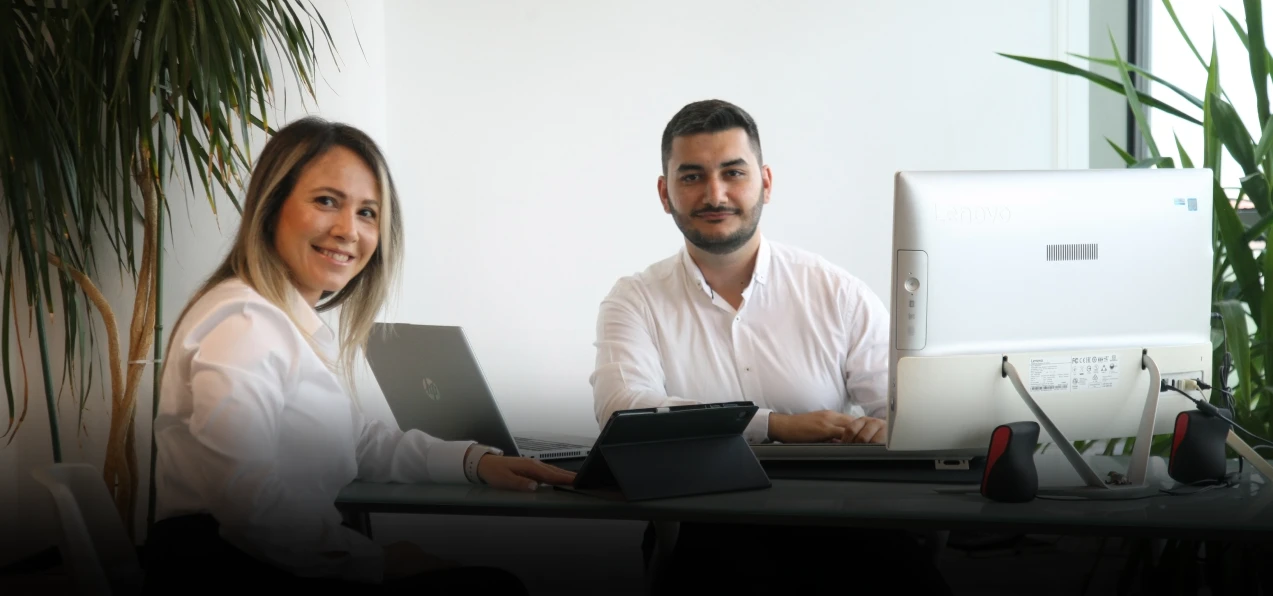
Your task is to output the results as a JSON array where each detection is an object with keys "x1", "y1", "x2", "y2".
[{"x1": 335, "y1": 455, "x2": 1273, "y2": 542}]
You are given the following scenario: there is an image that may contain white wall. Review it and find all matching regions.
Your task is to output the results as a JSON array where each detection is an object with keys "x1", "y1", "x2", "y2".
[
  {"x1": 1, "y1": 0, "x2": 388, "y2": 563},
  {"x1": 380, "y1": 0, "x2": 1091, "y2": 437}
]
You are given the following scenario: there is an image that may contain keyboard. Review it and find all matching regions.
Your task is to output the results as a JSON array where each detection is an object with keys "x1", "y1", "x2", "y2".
[{"x1": 751, "y1": 442, "x2": 983, "y2": 462}]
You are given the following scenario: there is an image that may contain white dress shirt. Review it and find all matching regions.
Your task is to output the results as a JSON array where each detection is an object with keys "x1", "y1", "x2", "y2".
[
  {"x1": 153, "y1": 278, "x2": 475, "y2": 583},
  {"x1": 590, "y1": 236, "x2": 891, "y2": 443}
]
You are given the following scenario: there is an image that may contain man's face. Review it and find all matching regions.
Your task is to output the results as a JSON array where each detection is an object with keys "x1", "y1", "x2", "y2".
[{"x1": 659, "y1": 128, "x2": 771, "y2": 255}]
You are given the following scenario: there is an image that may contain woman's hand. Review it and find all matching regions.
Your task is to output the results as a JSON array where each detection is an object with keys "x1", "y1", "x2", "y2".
[{"x1": 476, "y1": 454, "x2": 577, "y2": 491}]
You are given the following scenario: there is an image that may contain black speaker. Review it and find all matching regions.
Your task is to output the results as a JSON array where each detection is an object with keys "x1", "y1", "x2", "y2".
[
  {"x1": 1169, "y1": 408, "x2": 1232, "y2": 485},
  {"x1": 980, "y1": 421, "x2": 1040, "y2": 503}
]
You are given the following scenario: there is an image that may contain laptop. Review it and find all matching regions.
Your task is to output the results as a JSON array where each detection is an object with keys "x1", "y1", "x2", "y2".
[
  {"x1": 750, "y1": 442, "x2": 987, "y2": 484},
  {"x1": 751, "y1": 442, "x2": 984, "y2": 467},
  {"x1": 365, "y1": 323, "x2": 595, "y2": 461}
]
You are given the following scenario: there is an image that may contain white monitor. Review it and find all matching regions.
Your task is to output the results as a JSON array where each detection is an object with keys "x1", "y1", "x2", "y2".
[{"x1": 885, "y1": 169, "x2": 1215, "y2": 495}]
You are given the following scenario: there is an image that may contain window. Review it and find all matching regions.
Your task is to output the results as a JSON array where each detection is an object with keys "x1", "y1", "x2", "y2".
[{"x1": 1148, "y1": 0, "x2": 1271, "y2": 217}]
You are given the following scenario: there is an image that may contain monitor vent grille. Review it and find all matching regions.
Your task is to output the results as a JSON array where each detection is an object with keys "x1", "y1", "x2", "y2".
[{"x1": 1047, "y1": 243, "x2": 1098, "y2": 261}]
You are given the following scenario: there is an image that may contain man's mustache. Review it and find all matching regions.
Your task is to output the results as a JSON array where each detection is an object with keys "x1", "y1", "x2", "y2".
[{"x1": 692, "y1": 206, "x2": 741, "y2": 216}]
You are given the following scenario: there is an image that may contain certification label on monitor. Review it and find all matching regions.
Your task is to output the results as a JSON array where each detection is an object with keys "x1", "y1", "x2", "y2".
[
  {"x1": 1028, "y1": 357, "x2": 1072, "y2": 392},
  {"x1": 1028, "y1": 354, "x2": 1121, "y2": 393},
  {"x1": 1070, "y1": 354, "x2": 1119, "y2": 391}
]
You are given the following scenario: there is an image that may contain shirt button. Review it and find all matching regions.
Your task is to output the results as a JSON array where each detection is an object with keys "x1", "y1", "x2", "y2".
[{"x1": 745, "y1": 367, "x2": 751, "y2": 372}]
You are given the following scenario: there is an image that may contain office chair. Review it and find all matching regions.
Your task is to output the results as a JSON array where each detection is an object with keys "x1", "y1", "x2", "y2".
[{"x1": 30, "y1": 463, "x2": 144, "y2": 595}]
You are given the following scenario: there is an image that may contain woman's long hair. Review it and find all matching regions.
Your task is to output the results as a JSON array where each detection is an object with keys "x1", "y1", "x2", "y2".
[{"x1": 163, "y1": 117, "x2": 404, "y2": 393}]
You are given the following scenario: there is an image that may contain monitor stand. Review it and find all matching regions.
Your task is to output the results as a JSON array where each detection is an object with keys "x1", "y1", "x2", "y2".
[
  {"x1": 1226, "y1": 429, "x2": 1273, "y2": 480},
  {"x1": 1000, "y1": 350, "x2": 1167, "y2": 500}
]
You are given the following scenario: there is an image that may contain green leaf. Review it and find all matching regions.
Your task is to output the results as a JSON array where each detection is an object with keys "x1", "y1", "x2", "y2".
[
  {"x1": 1216, "y1": 299, "x2": 1253, "y2": 410},
  {"x1": 1173, "y1": 131, "x2": 1195, "y2": 168},
  {"x1": 1206, "y1": 81, "x2": 1257, "y2": 178},
  {"x1": 1209, "y1": 94, "x2": 1272, "y2": 215},
  {"x1": 1204, "y1": 40, "x2": 1223, "y2": 175},
  {"x1": 1110, "y1": 29, "x2": 1160, "y2": 159},
  {"x1": 998, "y1": 53, "x2": 1202, "y2": 125},
  {"x1": 1215, "y1": 182, "x2": 1263, "y2": 322},
  {"x1": 1, "y1": 0, "x2": 337, "y2": 453},
  {"x1": 1253, "y1": 112, "x2": 1273, "y2": 165},
  {"x1": 1069, "y1": 53, "x2": 1203, "y2": 109},
  {"x1": 1133, "y1": 157, "x2": 1174, "y2": 169},
  {"x1": 1220, "y1": 7, "x2": 1273, "y2": 94},
  {"x1": 1240, "y1": 209, "x2": 1273, "y2": 244},
  {"x1": 1107, "y1": 137, "x2": 1137, "y2": 165},
  {"x1": 1238, "y1": 171, "x2": 1273, "y2": 217},
  {"x1": 1244, "y1": 0, "x2": 1270, "y2": 133}
]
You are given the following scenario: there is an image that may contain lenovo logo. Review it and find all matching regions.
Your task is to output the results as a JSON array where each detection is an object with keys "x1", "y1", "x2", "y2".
[{"x1": 934, "y1": 204, "x2": 1012, "y2": 225}]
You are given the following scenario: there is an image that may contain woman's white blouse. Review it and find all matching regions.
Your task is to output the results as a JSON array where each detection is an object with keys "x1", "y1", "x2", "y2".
[{"x1": 152, "y1": 278, "x2": 474, "y2": 583}]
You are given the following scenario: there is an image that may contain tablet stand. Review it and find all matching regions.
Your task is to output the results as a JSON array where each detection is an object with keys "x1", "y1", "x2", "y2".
[
  {"x1": 579, "y1": 434, "x2": 771, "y2": 501},
  {"x1": 566, "y1": 403, "x2": 772, "y2": 501}
]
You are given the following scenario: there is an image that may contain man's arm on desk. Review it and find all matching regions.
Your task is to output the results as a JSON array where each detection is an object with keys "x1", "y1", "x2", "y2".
[
  {"x1": 590, "y1": 280, "x2": 881, "y2": 444},
  {"x1": 836, "y1": 276, "x2": 892, "y2": 444}
]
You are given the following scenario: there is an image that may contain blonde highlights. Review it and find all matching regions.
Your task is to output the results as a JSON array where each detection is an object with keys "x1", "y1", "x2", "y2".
[{"x1": 166, "y1": 117, "x2": 403, "y2": 395}]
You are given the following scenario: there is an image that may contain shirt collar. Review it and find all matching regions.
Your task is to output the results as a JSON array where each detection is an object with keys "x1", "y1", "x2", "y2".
[
  {"x1": 288, "y1": 287, "x2": 335, "y2": 345},
  {"x1": 752, "y1": 236, "x2": 771, "y2": 286},
  {"x1": 679, "y1": 235, "x2": 772, "y2": 299}
]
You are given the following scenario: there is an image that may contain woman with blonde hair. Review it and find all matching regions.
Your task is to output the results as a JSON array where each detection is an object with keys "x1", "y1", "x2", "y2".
[{"x1": 144, "y1": 117, "x2": 573, "y2": 593}]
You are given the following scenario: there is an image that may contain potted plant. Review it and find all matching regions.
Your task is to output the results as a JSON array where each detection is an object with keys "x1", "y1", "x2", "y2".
[
  {"x1": 1003, "y1": 0, "x2": 1273, "y2": 458},
  {"x1": 2, "y1": 0, "x2": 337, "y2": 536},
  {"x1": 1000, "y1": 1, "x2": 1273, "y2": 589}
]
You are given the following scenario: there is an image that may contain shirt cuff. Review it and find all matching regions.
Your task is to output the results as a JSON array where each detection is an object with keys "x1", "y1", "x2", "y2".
[
  {"x1": 426, "y1": 439, "x2": 476, "y2": 484},
  {"x1": 744, "y1": 408, "x2": 773, "y2": 443}
]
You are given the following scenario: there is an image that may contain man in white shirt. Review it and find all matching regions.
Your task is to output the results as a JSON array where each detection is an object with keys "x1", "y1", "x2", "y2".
[
  {"x1": 589, "y1": 99, "x2": 950, "y2": 594},
  {"x1": 590, "y1": 99, "x2": 890, "y2": 446}
]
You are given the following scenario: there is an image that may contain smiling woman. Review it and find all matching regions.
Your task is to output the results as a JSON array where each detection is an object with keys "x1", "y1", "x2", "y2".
[
  {"x1": 272, "y1": 145, "x2": 383, "y2": 306},
  {"x1": 143, "y1": 117, "x2": 575, "y2": 593}
]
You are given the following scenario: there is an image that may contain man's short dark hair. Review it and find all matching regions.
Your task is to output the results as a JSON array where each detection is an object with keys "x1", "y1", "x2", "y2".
[{"x1": 660, "y1": 99, "x2": 762, "y2": 175}]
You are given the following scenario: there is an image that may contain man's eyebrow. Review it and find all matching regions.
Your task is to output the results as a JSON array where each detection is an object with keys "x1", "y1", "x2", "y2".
[
  {"x1": 676, "y1": 163, "x2": 705, "y2": 173},
  {"x1": 719, "y1": 158, "x2": 747, "y2": 168}
]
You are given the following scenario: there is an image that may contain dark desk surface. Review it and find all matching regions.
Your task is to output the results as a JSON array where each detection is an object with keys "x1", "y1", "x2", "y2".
[
  {"x1": 336, "y1": 453, "x2": 1273, "y2": 542},
  {"x1": 336, "y1": 455, "x2": 1273, "y2": 540}
]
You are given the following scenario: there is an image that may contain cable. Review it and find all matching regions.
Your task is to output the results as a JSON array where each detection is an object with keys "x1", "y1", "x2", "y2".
[
  {"x1": 1032, "y1": 475, "x2": 1238, "y2": 501},
  {"x1": 1209, "y1": 312, "x2": 1239, "y2": 438},
  {"x1": 1162, "y1": 382, "x2": 1273, "y2": 451},
  {"x1": 1034, "y1": 484, "x2": 1235, "y2": 501}
]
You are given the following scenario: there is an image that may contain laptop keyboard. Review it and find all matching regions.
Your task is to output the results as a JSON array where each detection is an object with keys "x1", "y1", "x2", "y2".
[{"x1": 514, "y1": 437, "x2": 586, "y2": 451}]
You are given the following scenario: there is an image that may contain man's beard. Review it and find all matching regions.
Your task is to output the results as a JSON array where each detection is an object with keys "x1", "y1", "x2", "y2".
[{"x1": 668, "y1": 190, "x2": 764, "y2": 255}]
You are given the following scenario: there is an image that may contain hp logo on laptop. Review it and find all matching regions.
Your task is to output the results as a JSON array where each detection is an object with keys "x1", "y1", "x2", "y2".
[{"x1": 423, "y1": 378, "x2": 441, "y2": 401}]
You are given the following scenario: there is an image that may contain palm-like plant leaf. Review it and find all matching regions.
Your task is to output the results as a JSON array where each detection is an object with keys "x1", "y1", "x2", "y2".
[
  {"x1": 1, "y1": 0, "x2": 337, "y2": 533},
  {"x1": 1003, "y1": 1, "x2": 1273, "y2": 464}
]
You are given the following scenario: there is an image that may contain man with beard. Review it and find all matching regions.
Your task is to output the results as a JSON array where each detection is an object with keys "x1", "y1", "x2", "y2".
[{"x1": 588, "y1": 99, "x2": 951, "y2": 594}]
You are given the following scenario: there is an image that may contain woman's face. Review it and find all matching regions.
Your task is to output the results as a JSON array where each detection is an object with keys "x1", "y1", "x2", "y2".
[{"x1": 272, "y1": 145, "x2": 381, "y2": 306}]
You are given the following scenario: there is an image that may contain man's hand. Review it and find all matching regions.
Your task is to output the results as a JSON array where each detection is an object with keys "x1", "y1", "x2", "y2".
[
  {"x1": 476, "y1": 453, "x2": 577, "y2": 491},
  {"x1": 840, "y1": 416, "x2": 887, "y2": 444},
  {"x1": 383, "y1": 541, "x2": 457, "y2": 580},
  {"x1": 767, "y1": 410, "x2": 856, "y2": 443},
  {"x1": 767, "y1": 411, "x2": 887, "y2": 444}
]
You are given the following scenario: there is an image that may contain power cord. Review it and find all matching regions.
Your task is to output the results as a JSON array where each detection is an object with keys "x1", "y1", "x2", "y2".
[
  {"x1": 1161, "y1": 381, "x2": 1273, "y2": 452},
  {"x1": 1032, "y1": 476, "x2": 1236, "y2": 501}
]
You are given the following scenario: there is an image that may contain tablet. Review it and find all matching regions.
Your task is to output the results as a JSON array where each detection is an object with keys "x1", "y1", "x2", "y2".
[{"x1": 557, "y1": 401, "x2": 770, "y2": 500}]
